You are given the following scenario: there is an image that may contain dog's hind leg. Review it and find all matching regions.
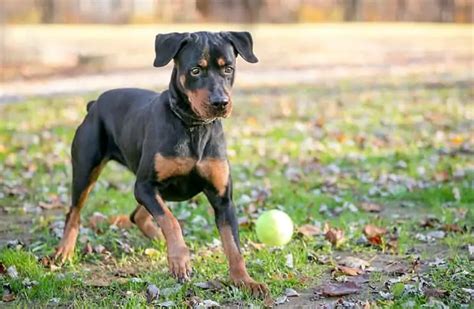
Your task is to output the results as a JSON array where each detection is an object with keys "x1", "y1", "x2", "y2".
[
  {"x1": 54, "y1": 108, "x2": 107, "y2": 263},
  {"x1": 130, "y1": 204, "x2": 163, "y2": 240}
]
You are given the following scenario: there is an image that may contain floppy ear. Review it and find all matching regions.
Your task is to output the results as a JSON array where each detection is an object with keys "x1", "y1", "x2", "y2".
[
  {"x1": 225, "y1": 31, "x2": 258, "y2": 63},
  {"x1": 153, "y1": 32, "x2": 190, "y2": 67}
]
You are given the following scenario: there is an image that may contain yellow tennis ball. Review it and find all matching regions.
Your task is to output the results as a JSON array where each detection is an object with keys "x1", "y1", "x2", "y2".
[{"x1": 255, "y1": 209, "x2": 294, "y2": 246}]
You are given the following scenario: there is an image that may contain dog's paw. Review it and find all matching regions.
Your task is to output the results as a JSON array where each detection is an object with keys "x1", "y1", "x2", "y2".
[
  {"x1": 167, "y1": 247, "x2": 192, "y2": 282},
  {"x1": 53, "y1": 243, "x2": 75, "y2": 264},
  {"x1": 236, "y1": 279, "x2": 269, "y2": 298}
]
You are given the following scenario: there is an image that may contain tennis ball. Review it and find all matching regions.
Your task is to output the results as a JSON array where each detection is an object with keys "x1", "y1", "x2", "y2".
[{"x1": 255, "y1": 209, "x2": 294, "y2": 246}]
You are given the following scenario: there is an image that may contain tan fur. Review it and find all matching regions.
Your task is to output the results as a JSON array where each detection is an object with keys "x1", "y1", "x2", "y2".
[
  {"x1": 132, "y1": 205, "x2": 163, "y2": 239},
  {"x1": 219, "y1": 225, "x2": 269, "y2": 295},
  {"x1": 154, "y1": 195, "x2": 191, "y2": 277},
  {"x1": 217, "y1": 57, "x2": 226, "y2": 66},
  {"x1": 187, "y1": 88, "x2": 212, "y2": 119},
  {"x1": 154, "y1": 154, "x2": 196, "y2": 181},
  {"x1": 55, "y1": 163, "x2": 104, "y2": 262},
  {"x1": 198, "y1": 59, "x2": 208, "y2": 68},
  {"x1": 197, "y1": 158, "x2": 229, "y2": 196}
]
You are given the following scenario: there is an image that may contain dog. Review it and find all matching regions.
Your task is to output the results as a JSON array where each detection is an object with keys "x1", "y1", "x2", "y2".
[{"x1": 54, "y1": 31, "x2": 268, "y2": 296}]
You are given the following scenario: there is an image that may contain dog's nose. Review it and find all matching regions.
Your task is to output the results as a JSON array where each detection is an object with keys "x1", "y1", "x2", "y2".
[{"x1": 210, "y1": 96, "x2": 229, "y2": 108}]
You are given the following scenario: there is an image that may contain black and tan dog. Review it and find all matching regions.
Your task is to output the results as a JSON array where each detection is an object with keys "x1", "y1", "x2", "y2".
[{"x1": 54, "y1": 31, "x2": 268, "y2": 295}]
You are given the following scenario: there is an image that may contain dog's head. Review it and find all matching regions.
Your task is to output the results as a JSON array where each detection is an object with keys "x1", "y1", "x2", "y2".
[{"x1": 153, "y1": 31, "x2": 258, "y2": 120}]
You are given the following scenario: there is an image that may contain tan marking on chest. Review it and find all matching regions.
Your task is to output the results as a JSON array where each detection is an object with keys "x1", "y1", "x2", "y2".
[
  {"x1": 197, "y1": 159, "x2": 229, "y2": 196},
  {"x1": 154, "y1": 154, "x2": 196, "y2": 181}
]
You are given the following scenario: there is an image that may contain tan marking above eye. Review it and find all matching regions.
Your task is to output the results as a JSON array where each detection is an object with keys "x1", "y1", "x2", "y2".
[
  {"x1": 198, "y1": 59, "x2": 208, "y2": 68},
  {"x1": 197, "y1": 158, "x2": 229, "y2": 196},
  {"x1": 154, "y1": 154, "x2": 196, "y2": 181},
  {"x1": 217, "y1": 57, "x2": 226, "y2": 67}
]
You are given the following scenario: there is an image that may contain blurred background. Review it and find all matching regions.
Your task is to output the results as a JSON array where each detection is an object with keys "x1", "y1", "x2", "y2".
[{"x1": 0, "y1": 0, "x2": 472, "y2": 102}]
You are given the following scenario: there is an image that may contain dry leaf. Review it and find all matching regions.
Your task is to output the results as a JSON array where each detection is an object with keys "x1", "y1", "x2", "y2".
[
  {"x1": 194, "y1": 280, "x2": 224, "y2": 291},
  {"x1": 297, "y1": 224, "x2": 322, "y2": 237},
  {"x1": 442, "y1": 224, "x2": 463, "y2": 233},
  {"x1": 319, "y1": 281, "x2": 360, "y2": 296},
  {"x1": 339, "y1": 256, "x2": 370, "y2": 269},
  {"x1": 83, "y1": 242, "x2": 93, "y2": 255},
  {"x1": 108, "y1": 215, "x2": 133, "y2": 229},
  {"x1": 247, "y1": 240, "x2": 265, "y2": 250},
  {"x1": 336, "y1": 265, "x2": 364, "y2": 276},
  {"x1": 367, "y1": 235, "x2": 383, "y2": 246},
  {"x1": 88, "y1": 212, "x2": 107, "y2": 231},
  {"x1": 38, "y1": 195, "x2": 64, "y2": 210},
  {"x1": 144, "y1": 248, "x2": 160, "y2": 257},
  {"x1": 423, "y1": 288, "x2": 447, "y2": 298},
  {"x1": 146, "y1": 284, "x2": 160, "y2": 303},
  {"x1": 359, "y1": 202, "x2": 382, "y2": 213},
  {"x1": 263, "y1": 294, "x2": 275, "y2": 307},
  {"x1": 2, "y1": 290, "x2": 15, "y2": 302},
  {"x1": 363, "y1": 224, "x2": 387, "y2": 238},
  {"x1": 325, "y1": 227, "x2": 345, "y2": 247}
]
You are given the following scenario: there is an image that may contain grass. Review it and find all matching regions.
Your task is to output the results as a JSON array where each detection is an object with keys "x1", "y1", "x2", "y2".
[{"x1": 0, "y1": 77, "x2": 473, "y2": 307}]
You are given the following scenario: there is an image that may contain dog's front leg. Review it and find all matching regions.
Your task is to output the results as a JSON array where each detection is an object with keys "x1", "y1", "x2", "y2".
[
  {"x1": 204, "y1": 180, "x2": 269, "y2": 297},
  {"x1": 134, "y1": 181, "x2": 191, "y2": 282}
]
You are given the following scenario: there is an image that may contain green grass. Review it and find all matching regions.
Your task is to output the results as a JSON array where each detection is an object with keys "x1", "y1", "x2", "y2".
[{"x1": 0, "y1": 78, "x2": 473, "y2": 307}]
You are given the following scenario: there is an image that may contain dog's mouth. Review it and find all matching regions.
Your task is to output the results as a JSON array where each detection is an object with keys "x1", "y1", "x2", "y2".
[{"x1": 210, "y1": 103, "x2": 232, "y2": 118}]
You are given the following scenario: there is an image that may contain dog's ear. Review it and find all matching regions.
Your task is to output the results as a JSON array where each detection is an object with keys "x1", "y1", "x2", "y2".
[
  {"x1": 224, "y1": 31, "x2": 258, "y2": 63},
  {"x1": 154, "y1": 32, "x2": 190, "y2": 67}
]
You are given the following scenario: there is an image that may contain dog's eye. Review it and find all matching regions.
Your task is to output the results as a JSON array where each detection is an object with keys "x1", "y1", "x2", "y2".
[
  {"x1": 224, "y1": 66, "x2": 234, "y2": 74},
  {"x1": 190, "y1": 67, "x2": 201, "y2": 76}
]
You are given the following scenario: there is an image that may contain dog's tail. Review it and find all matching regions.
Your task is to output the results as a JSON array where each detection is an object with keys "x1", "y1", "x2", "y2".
[{"x1": 86, "y1": 100, "x2": 96, "y2": 112}]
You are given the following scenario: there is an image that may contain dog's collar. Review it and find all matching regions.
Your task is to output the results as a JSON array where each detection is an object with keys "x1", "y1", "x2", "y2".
[{"x1": 169, "y1": 97, "x2": 216, "y2": 127}]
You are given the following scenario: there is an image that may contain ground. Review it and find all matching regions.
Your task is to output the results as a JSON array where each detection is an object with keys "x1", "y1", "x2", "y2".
[{"x1": 0, "y1": 24, "x2": 473, "y2": 308}]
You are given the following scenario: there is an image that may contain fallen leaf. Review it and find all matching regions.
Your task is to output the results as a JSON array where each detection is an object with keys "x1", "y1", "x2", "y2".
[
  {"x1": 93, "y1": 244, "x2": 106, "y2": 254},
  {"x1": 442, "y1": 224, "x2": 463, "y2": 233},
  {"x1": 363, "y1": 224, "x2": 387, "y2": 238},
  {"x1": 284, "y1": 287, "x2": 299, "y2": 297},
  {"x1": 238, "y1": 216, "x2": 250, "y2": 227},
  {"x1": 194, "y1": 280, "x2": 224, "y2": 291},
  {"x1": 144, "y1": 248, "x2": 160, "y2": 257},
  {"x1": 420, "y1": 217, "x2": 440, "y2": 228},
  {"x1": 285, "y1": 253, "x2": 294, "y2": 268},
  {"x1": 88, "y1": 212, "x2": 107, "y2": 232},
  {"x1": 2, "y1": 289, "x2": 15, "y2": 302},
  {"x1": 336, "y1": 265, "x2": 364, "y2": 276},
  {"x1": 339, "y1": 256, "x2": 370, "y2": 270},
  {"x1": 108, "y1": 215, "x2": 133, "y2": 229},
  {"x1": 7, "y1": 266, "x2": 18, "y2": 279},
  {"x1": 426, "y1": 230, "x2": 445, "y2": 239},
  {"x1": 325, "y1": 227, "x2": 345, "y2": 247},
  {"x1": 263, "y1": 294, "x2": 275, "y2": 307},
  {"x1": 247, "y1": 240, "x2": 265, "y2": 250},
  {"x1": 0, "y1": 262, "x2": 6, "y2": 275},
  {"x1": 274, "y1": 295, "x2": 288, "y2": 305},
  {"x1": 297, "y1": 224, "x2": 322, "y2": 237},
  {"x1": 359, "y1": 202, "x2": 382, "y2": 213},
  {"x1": 146, "y1": 284, "x2": 160, "y2": 304},
  {"x1": 423, "y1": 288, "x2": 447, "y2": 298},
  {"x1": 38, "y1": 195, "x2": 64, "y2": 210},
  {"x1": 201, "y1": 300, "x2": 219, "y2": 307},
  {"x1": 319, "y1": 281, "x2": 360, "y2": 296},
  {"x1": 83, "y1": 242, "x2": 93, "y2": 255},
  {"x1": 157, "y1": 300, "x2": 175, "y2": 307},
  {"x1": 367, "y1": 235, "x2": 383, "y2": 246}
]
